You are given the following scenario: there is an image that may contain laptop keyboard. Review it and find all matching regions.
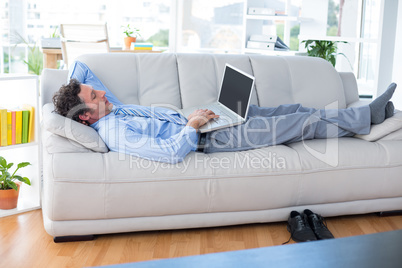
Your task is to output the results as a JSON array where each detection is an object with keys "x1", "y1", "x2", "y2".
[{"x1": 196, "y1": 104, "x2": 238, "y2": 121}]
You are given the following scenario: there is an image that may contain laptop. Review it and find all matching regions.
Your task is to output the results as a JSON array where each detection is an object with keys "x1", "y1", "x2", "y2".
[{"x1": 181, "y1": 64, "x2": 255, "y2": 133}]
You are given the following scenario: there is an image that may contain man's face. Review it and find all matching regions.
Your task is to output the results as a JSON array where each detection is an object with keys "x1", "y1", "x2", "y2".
[{"x1": 78, "y1": 84, "x2": 113, "y2": 124}]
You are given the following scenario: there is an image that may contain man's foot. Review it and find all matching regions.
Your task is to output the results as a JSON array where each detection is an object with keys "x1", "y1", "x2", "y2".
[
  {"x1": 385, "y1": 101, "x2": 395, "y2": 120},
  {"x1": 286, "y1": 211, "x2": 317, "y2": 243},
  {"x1": 369, "y1": 83, "x2": 397, "y2": 124},
  {"x1": 304, "y1": 209, "x2": 334, "y2": 240}
]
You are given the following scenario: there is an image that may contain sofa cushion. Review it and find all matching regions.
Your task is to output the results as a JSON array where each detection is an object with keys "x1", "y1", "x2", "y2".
[
  {"x1": 286, "y1": 137, "x2": 402, "y2": 204},
  {"x1": 379, "y1": 128, "x2": 402, "y2": 141},
  {"x1": 76, "y1": 53, "x2": 183, "y2": 108},
  {"x1": 176, "y1": 53, "x2": 259, "y2": 109},
  {"x1": 69, "y1": 61, "x2": 123, "y2": 106},
  {"x1": 42, "y1": 103, "x2": 109, "y2": 153},
  {"x1": 42, "y1": 129, "x2": 92, "y2": 153},
  {"x1": 354, "y1": 110, "x2": 402, "y2": 141},
  {"x1": 249, "y1": 56, "x2": 347, "y2": 109}
]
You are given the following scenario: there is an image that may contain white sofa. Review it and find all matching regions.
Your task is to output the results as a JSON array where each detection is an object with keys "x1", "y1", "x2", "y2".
[{"x1": 40, "y1": 53, "x2": 402, "y2": 240}]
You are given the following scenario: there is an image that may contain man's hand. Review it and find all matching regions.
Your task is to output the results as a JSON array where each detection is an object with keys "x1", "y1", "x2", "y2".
[{"x1": 186, "y1": 109, "x2": 219, "y2": 131}]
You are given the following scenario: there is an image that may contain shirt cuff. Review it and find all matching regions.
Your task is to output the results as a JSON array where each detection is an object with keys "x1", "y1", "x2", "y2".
[{"x1": 183, "y1": 125, "x2": 199, "y2": 151}]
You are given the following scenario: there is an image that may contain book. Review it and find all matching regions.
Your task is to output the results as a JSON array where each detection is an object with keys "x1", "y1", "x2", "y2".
[
  {"x1": 134, "y1": 47, "x2": 153, "y2": 50},
  {"x1": 15, "y1": 110, "x2": 22, "y2": 144},
  {"x1": 134, "y1": 43, "x2": 153, "y2": 50},
  {"x1": 22, "y1": 109, "x2": 29, "y2": 144},
  {"x1": 7, "y1": 111, "x2": 12, "y2": 145},
  {"x1": 22, "y1": 105, "x2": 35, "y2": 143},
  {"x1": 134, "y1": 43, "x2": 153, "y2": 48},
  {"x1": 274, "y1": 36, "x2": 290, "y2": 51},
  {"x1": 11, "y1": 111, "x2": 16, "y2": 145},
  {"x1": 0, "y1": 108, "x2": 7, "y2": 146},
  {"x1": 247, "y1": 41, "x2": 275, "y2": 50},
  {"x1": 250, "y1": 34, "x2": 278, "y2": 43},
  {"x1": 248, "y1": 7, "x2": 275, "y2": 16},
  {"x1": 247, "y1": 35, "x2": 290, "y2": 51}
]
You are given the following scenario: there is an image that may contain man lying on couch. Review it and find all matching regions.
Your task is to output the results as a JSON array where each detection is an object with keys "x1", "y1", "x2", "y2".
[{"x1": 52, "y1": 61, "x2": 397, "y2": 164}]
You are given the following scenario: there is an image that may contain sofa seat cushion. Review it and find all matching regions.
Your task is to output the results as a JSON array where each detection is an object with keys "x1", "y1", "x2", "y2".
[
  {"x1": 46, "y1": 137, "x2": 402, "y2": 222},
  {"x1": 287, "y1": 138, "x2": 402, "y2": 204},
  {"x1": 47, "y1": 146, "x2": 300, "y2": 221}
]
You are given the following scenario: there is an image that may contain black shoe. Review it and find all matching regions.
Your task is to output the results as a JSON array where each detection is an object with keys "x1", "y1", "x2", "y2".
[
  {"x1": 286, "y1": 211, "x2": 317, "y2": 243},
  {"x1": 304, "y1": 209, "x2": 334, "y2": 240}
]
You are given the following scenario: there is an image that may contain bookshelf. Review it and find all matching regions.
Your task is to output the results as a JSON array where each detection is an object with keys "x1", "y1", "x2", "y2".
[
  {"x1": 243, "y1": 0, "x2": 310, "y2": 55},
  {"x1": 0, "y1": 74, "x2": 41, "y2": 217}
]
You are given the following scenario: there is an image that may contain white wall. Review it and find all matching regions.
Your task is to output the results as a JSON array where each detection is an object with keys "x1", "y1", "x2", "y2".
[
  {"x1": 376, "y1": 0, "x2": 398, "y2": 100},
  {"x1": 392, "y1": 0, "x2": 402, "y2": 109}
]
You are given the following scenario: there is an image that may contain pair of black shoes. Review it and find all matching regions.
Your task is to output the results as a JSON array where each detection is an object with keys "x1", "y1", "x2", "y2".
[{"x1": 286, "y1": 209, "x2": 334, "y2": 243}]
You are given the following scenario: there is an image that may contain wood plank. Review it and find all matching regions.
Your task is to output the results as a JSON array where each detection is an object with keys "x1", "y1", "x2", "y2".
[{"x1": 0, "y1": 209, "x2": 401, "y2": 268}]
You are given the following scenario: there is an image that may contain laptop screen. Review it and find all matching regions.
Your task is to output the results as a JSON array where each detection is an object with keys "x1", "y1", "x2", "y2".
[{"x1": 218, "y1": 65, "x2": 255, "y2": 118}]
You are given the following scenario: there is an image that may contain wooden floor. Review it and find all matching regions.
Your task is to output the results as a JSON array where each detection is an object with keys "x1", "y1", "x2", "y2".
[{"x1": 0, "y1": 209, "x2": 401, "y2": 267}]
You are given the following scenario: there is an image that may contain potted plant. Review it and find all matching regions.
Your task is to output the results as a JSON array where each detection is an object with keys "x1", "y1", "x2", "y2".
[
  {"x1": 121, "y1": 24, "x2": 141, "y2": 49},
  {"x1": 0, "y1": 156, "x2": 31, "y2": 210},
  {"x1": 301, "y1": 40, "x2": 351, "y2": 68},
  {"x1": 15, "y1": 33, "x2": 44, "y2": 75},
  {"x1": 41, "y1": 26, "x2": 61, "y2": 49}
]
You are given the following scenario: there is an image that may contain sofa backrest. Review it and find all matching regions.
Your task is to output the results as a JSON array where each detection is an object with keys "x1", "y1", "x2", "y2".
[{"x1": 41, "y1": 53, "x2": 350, "y2": 110}]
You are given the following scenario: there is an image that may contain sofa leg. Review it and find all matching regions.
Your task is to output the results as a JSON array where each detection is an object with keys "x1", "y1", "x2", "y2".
[
  {"x1": 54, "y1": 235, "x2": 96, "y2": 243},
  {"x1": 376, "y1": 210, "x2": 402, "y2": 217}
]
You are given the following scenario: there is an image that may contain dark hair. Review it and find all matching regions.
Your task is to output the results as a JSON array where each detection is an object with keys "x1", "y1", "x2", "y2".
[{"x1": 52, "y1": 79, "x2": 93, "y2": 125}]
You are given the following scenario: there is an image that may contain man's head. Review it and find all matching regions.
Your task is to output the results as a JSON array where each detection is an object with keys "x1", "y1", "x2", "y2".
[{"x1": 53, "y1": 79, "x2": 113, "y2": 125}]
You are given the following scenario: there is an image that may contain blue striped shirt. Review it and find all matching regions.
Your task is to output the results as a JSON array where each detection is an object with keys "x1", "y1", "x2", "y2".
[
  {"x1": 70, "y1": 61, "x2": 198, "y2": 164},
  {"x1": 91, "y1": 105, "x2": 198, "y2": 164}
]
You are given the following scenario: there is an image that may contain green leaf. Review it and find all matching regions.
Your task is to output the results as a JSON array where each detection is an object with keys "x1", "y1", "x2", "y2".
[
  {"x1": 310, "y1": 46, "x2": 320, "y2": 55},
  {"x1": 0, "y1": 156, "x2": 6, "y2": 168},
  {"x1": 329, "y1": 55, "x2": 336, "y2": 67},
  {"x1": 8, "y1": 181, "x2": 18, "y2": 191},
  {"x1": 17, "y1": 162, "x2": 31, "y2": 169},
  {"x1": 7, "y1": 163, "x2": 13, "y2": 169},
  {"x1": 14, "y1": 175, "x2": 31, "y2": 186}
]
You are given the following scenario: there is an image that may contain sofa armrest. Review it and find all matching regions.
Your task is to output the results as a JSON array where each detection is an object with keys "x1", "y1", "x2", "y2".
[
  {"x1": 347, "y1": 99, "x2": 371, "y2": 108},
  {"x1": 40, "y1": 68, "x2": 69, "y2": 107},
  {"x1": 339, "y1": 72, "x2": 359, "y2": 106}
]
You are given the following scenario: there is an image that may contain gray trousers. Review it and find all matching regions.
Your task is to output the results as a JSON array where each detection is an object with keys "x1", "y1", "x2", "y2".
[{"x1": 203, "y1": 104, "x2": 371, "y2": 153}]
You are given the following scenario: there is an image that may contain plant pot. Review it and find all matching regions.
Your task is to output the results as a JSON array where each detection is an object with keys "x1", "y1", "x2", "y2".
[
  {"x1": 0, "y1": 182, "x2": 21, "y2": 210},
  {"x1": 124, "y1": 36, "x2": 137, "y2": 49},
  {"x1": 41, "y1": 37, "x2": 61, "y2": 49}
]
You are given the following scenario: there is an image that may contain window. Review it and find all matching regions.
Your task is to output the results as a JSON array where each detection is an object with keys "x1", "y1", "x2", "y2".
[
  {"x1": 176, "y1": 0, "x2": 244, "y2": 53},
  {"x1": 0, "y1": 0, "x2": 172, "y2": 74},
  {"x1": 0, "y1": 0, "x2": 387, "y2": 96},
  {"x1": 323, "y1": 0, "x2": 381, "y2": 96},
  {"x1": 358, "y1": 0, "x2": 381, "y2": 96}
]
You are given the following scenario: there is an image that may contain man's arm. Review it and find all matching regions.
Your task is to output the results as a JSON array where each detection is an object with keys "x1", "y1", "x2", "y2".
[
  {"x1": 68, "y1": 61, "x2": 123, "y2": 106},
  {"x1": 96, "y1": 109, "x2": 218, "y2": 164},
  {"x1": 101, "y1": 122, "x2": 198, "y2": 164}
]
